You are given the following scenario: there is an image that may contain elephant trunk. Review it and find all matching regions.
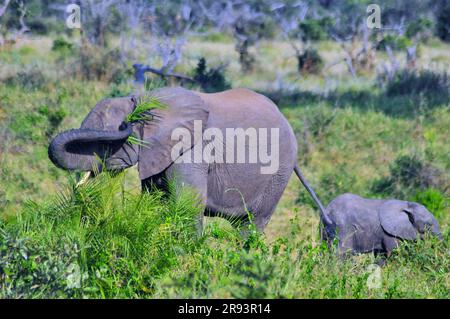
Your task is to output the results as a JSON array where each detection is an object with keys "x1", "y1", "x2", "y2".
[{"x1": 48, "y1": 122, "x2": 133, "y2": 171}]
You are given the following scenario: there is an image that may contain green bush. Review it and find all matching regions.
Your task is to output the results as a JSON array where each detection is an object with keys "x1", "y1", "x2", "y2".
[
  {"x1": 299, "y1": 18, "x2": 332, "y2": 42},
  {"x1": 74, "y1": 45, "x2": 125, "y2": 83},
  {"x1": 106, "y1": 83, "x2": 134, "y2": 98},
  {"x1": 0, "y1": 231, "x2": 83, "y2": 298},
  {"x1": 436, "y1": 2, "x2": 450, "y2": 42},
  {"x1": 28, "y1": 18, "x2": 50, "y2": 35},
  {"x1": 193, "y1": 57, "x2": 231, "y2": 93},
  {"x1": 371, "y1": 155, "x2": 446, "y2": 199},
  {"x1": 4, "y1": 67, "x2": 49, "y2": 91},
  {"x1": 377, "y1": 35, "x2": 413, "y2": 51},
  {"x1": 9, "y1": 110, "x2": 48, "y2": 142},
  {"x1": 8, "y1": 104, "x2": 66, "y2": 142},
  {"x1": 0, "y1": 172, "x2": 203, "y2": 298},
  {"x1": 37, "y1": 105, "x2": 67, "y2": 138},
  {"x1": 52, "y1": 38, "x2": 74, "y2": 55},
  {"x1": 386, "y1": 70, "x2": 450, "y2": 102},
  {"x1": 406, "y1": 18, "x2": 433, "y2": 39},
  {"x1": 297, "y1": 48, "x2": 323, "y2": 75},
  {"x1": 412, "y1": 188, "x2": 448, "y2": 220}
]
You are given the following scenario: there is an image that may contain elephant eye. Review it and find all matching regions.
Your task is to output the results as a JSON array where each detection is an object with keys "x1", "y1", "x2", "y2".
[{"x1": 119, "y1": 122, "x2": 127, "y2": 131}]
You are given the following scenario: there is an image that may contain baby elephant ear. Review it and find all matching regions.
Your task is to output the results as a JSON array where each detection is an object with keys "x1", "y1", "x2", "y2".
[
  {"x1": 138, "y1": 87, "x2": 209, "y2": 180},
  {"x1": 405, "y1": 202, "x2": 442, "y2": 237},
  {"x1": 379, "y1": 200, "x2": 418, "y2": 240}
]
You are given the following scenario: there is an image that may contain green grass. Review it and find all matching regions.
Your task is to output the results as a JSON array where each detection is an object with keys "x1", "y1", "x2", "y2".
[
  {"x1": 0, "y1": 36, "x2": 449, "y2": 299},
  {"x1": 1, "y1": 172, "x2": 203, "y2": 298},
  {"x1": 1, "y1": 171, "x2": 447, "y2": 298}
]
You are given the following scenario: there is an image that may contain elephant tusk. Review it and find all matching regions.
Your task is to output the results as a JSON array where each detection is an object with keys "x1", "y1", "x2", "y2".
[{"x1": 76, "y1": 171, "x2": 91, "y2": 188}]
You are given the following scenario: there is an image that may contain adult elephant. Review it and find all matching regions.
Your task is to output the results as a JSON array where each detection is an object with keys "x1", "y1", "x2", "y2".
[{"x1": 49, "y1": 87, "x2": 329, "y2": 231}]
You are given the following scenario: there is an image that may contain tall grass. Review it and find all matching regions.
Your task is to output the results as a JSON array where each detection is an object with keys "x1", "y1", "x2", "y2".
[
  {"x1": 1, "y1": 172, "x2": 203, "y2": 298},
  {"x1": 152, "y1": 222, "x2": 448, "y2": 298},
  {"x1": 1, "y1": 170, "x2": 448, "y2": 298}
]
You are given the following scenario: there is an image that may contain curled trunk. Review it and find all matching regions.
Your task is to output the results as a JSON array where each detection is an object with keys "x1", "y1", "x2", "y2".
[{"x1": 48, "y1": 122, "x2": 133, "y2": 171}]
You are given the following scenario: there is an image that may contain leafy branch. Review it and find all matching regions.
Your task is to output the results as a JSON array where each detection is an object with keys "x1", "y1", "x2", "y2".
[{"x1": 125, "y1": 95, "x2": 167, "y2": 147}]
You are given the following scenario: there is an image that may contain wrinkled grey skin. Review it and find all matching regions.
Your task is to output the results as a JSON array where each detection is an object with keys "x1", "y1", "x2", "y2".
[
  {"x1": 49, "y1": 87, "x2": 326, "y2": 231},
  {"x1": 322, "y1": 193, "x2": 442, "y2": 257}
]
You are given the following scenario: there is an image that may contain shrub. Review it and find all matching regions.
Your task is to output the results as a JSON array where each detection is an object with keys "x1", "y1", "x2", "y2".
[
  {"x1": 385, "y1": 70, "x2": 450, "y2": 101},
  {"x1": 377, "y1": 35, "x2": 413, "y2": 51},
  {"x1": 229, "y1": 252, "x2": 276, "y2": 298},
  {"x1": 0, "y1": 172, "x2": 203, "y2": 298},
  {"x1": 0, "y1": 232, "x2": 83, "y2": 298},
  {"x1": 436, "y1": 2, "x2": 450, "y2": 42},
  {"x1": 193, "y1": 58, "x2": 231, "y2": 93},
  {"x1": 412, "y1": 188, "x2": 448, "y2": 220},
  {"x1": 299, "y1": 18, "x2": 332, "y2": 42},
  {"x1": 52, "y1": 38, "x2": 73, "y2": 54},
  {"x1": 292, "y1": 104, "x2": 337, "y2": 165},
  {"x1": 236, "y1": 40, "x2": 256, "y2": 73},
  {"x1": 297, "y1": 48, "x2": 323, "y2": 75},
  {"x1": 8, "y1": 104, "x2": 66, "y2": 142},
  {"x1": 4, "y1": 67, "x2": 49, "y2": 91},
  {"x1": 28, "y1": 18, "x2": 49, "y2": 35},
  {"x1": 106, "y1": 83, "x2": 133, "y2": 98},
  {"x1": 406, "y1": 18, "x2": 433, "y2": 39},
  {"x1": 371, "y1": 155, "x2": 446, "y2": 199},
  {"x1": 110, "y1": 67, "x2": 133, "y2": 85},
  {"x1": 74, "y1": 44, "x2": 125, "y2": 83},
  {"x1": 301, "y1": 106, "x2": 337, "y2": 139},
  {"x1": 37, "y1": 105, "x2": 67, "y2": 138}
]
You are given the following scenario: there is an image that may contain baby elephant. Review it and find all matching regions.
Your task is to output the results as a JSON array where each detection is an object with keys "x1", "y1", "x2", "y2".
[{"x1": 321, "y1": 193, "x2": 442, "y2": 257}]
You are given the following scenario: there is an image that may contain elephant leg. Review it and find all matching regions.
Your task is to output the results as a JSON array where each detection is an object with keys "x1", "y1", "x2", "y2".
[
  {"x1": 374, "y1": 251, "x2": 388, "y2": 266},
  {"x1": 141, "y1": 170, "x2": 167, "y2": 193},
  {"x1": 382, "y1": 236, "x2": 398, "y2": 256},
  {"x1": 337, "y1": 229, "x2": 357, "y2": 257},
  {"x1": 251, "y1": 166, "x2": 292, "y2": 231},
  {"x1": 166, "y1": 162, "x2": 209, "y2": 235}
]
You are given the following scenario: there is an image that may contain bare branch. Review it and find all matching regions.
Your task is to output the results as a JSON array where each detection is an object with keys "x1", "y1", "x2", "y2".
[
  {"x1": 0, "y1": 0, "x2": 11, "y2": 46},
  {"x1": 133, "y1": 63, "x2": 195, "y2": 84},
  {"x1": 0, "y1": 0, "x2": 10, "y2": 17},
  {"x1": 16, "y1": 0, "x2": 29, "y2": 36}
]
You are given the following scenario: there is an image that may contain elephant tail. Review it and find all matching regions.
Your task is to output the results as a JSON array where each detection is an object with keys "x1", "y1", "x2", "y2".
[{"x1": 294, "y1": 164, "x2": 333, "y2": 227}]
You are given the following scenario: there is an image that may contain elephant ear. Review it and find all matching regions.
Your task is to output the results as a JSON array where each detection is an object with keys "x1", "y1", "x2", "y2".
[
  {"x1": 138, "y1": 87, "x2": 209, "y2": 180},
  {"x1": 404, "y1": 202, "x2": 442, "y2": 237},
  {"x1": 378, "y1": 200, "x2": 418, "y2": 240}
]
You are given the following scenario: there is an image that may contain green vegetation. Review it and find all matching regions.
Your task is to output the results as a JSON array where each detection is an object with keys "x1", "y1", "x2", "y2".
[
  {"x1": 125, "y1": 95, "x2": 166, "y2": 124},
  {"x1": 297, "y1": 48, "x2": 324, "y2": 75},
  {"x1": 385, "y1": 70, "x2": 449, "y2": 103},
  {"x1": 1, "y1": 171, "x2": 448, "y2": 298},
  {"x1": 0, "y1": 1, "x2": 449, "y2": 297},
  {"x1": 1, "y1": 173, "x2": 202, "y2": 298},
  {"x1": 193, "y1": 58, "x2": 231, "y2": 93}
]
